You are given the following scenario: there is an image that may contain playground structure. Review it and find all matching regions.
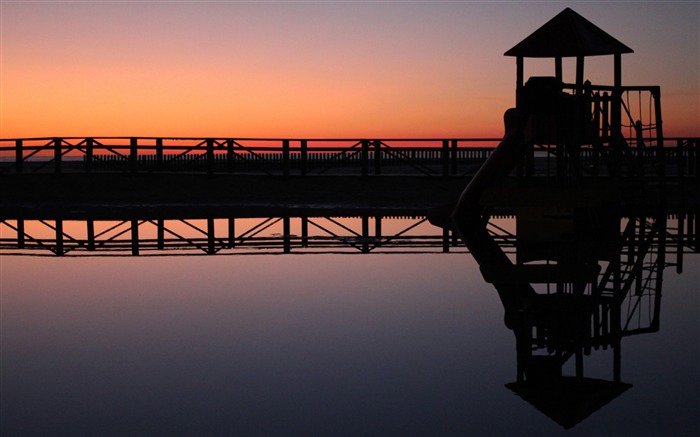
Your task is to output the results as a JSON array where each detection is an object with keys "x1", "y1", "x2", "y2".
[{"x1": 451, "y1": 8, "x2": 698, "y2": 428}]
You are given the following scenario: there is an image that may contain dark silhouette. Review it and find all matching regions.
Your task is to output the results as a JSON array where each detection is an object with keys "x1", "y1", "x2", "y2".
[{"x1": 448, "y1": 8, "x2": 699, "y2": 429}]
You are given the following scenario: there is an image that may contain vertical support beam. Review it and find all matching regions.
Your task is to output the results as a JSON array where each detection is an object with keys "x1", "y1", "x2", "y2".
[
  {"x1": 361, "y1": 215, "x2": 369, "y2": 253},
  {"x1": 131, "y1": 219, "x2": 139, "y2": 256},
  {"x1": 282, "y1": 139, "x2": 290, "y2": 178},
  {"x1": 575, "y1": 348, "x2": 584, "y2": 378},
  {"x1": 157, "y1": 219, "x2": 165, "y2": 250},
  {"x1": 301, "y1": 216, "x2": 308, "y2": 247},
  {"x1": 516, "y1": 56, "x2": 524, "y2": 107},
  {"x1": 374, "y1": 140, "x2": 382, "y2": 175},
  {"x1": 54, "y1": 138, "x2": 62, "y2": 175},
  {"x1": 450, "y1": 140, "x2": 458, "y2": 175},
  {"x1": 677, "y1": 211, "x2": 685, "y2": 274},
  {"x1": 17, "y1": 219, "x2": 25, "y2": 249},
  {"x1": 611, "y1": 54, "x2": 623, "y2": 154},
  {"x1": 207, "y1": 217, "x2": 215, "y2": 254},
  {"x1": 130, "y1": 138, "x2": 138, "y2": 173},
  {"x1": 442, "y1": 140, "x2": 450, "y2": 178},
  {"x1": 374, "y1": 215, "x2": 382, "y2": 248},
  {"x1": 87, "y1": 219, "x2": 95, "y2": 251},
  {"x1": 55, "y1": 219, "x2": 64, "y2": 256},
  {"x1": 283, "y1": 216, "x2": 291, "y2": 253},
  {"x1": 442, "y1": 227, "x2": 450, "y2": 253},
  {"x1": 575, "y1": 56, "x2": 584, "y2": 94},
  {"x1": 300, "y1": 140, "x2": 308, "y2": 176},
  {"x1": 228, "y1": 217, "x2": 236, "y2": 248},
  {"x1": 653, "y1": 87, "x2": 665, "y2": 184},
  {"x1": 554, "y1": 56, "x2": 562, "y2": 82},
  {"x1": 15, "y1": 139, "x2": 23, "y2": 173},
  {"x1": 226, "y1": 139, "x2": 234, "y2": 173},
  {"x1": 361, "y1": 140, "x2": 369, "y2": 178},
  {"x1": 85, "y1": 138, "x2": 94, "y2": 173},
  {"x1": 206, "y1": 138, "x2": 215, "y2": 176},
  {"x1": 156, "y1": 138, "x2": 164, "y2": 171}
]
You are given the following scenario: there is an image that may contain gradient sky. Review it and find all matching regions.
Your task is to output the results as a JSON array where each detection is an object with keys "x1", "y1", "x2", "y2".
[{"x1": 1, "y1": 1, "x2": 698, "y2": 138}]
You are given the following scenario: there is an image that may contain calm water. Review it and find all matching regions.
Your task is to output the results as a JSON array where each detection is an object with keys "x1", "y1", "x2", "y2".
[{"x1": 1, "y1": 219, "x2": 699, "y2": 436}]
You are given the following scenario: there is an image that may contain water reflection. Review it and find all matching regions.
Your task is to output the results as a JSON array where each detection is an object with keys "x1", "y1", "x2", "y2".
[
  {"x1": 0, "y1": 210, "x2": 464, "y2": 256},
  {"x1": 1, "y1": 207, "x2": 698, "y2": 434},
  {"x1": 449, "y1": 203, "x2": 699, "y2": 429}
]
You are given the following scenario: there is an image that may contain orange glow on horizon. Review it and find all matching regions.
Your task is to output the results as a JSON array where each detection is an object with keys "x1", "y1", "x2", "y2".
[{"x1": 1, "y1": 2, "x2": 697, "y2": 140}]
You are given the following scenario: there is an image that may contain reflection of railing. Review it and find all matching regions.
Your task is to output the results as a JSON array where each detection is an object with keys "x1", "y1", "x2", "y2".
[
  {"x1": 0, "y1": 215, "x2": 474, "y2": 256},
  {"x1": 0, "y1": 137, "x2": 500, "y2": 177}
]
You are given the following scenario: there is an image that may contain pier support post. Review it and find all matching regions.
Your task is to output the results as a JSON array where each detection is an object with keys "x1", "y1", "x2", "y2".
[
  {"x1": 301, "y1": 216, "x2": 308, "y2": 247},
  {"x1": 207, "y1": 217, "x2": 216, "y2": 254},
  {"x1": 55, "y1": 219, "x2": 64, "y2": 256},
  {"x1": 156, "y1": 138, "x2": 164, "y2": 171},
  {"x1": 87, "y1": 220, "x2": 95, "y2": 251},
  {"x1": 282, "y1": 139, "x2": 290, "y2": 178},
  {"x1": 226, "y1": 139, "x2": 234, "y2": 173},
  {"x1": 361, "y1": 140, "x2": 369, "y2": 178},
  {"x1": 300, "y1": 140, "x2": 308, "y2": 176},
  {"x1": 362, "y1": 215, "x2": 369, "y2": 253},
  {"x1": 374, "y1": 141, "x2": 382, "y2": 175},
  {"x1": 17, "y1": 219, "x2": 25, "y2": 249},
  {"x1": 85, "y1": 138, "x2": 94, "y2": 173},
  {"x1": 451, "y1": 140, "x2": 458, "y2": 175},
  {"x1": 131, "y1": 219, "x2": 139, "y2": 256},
  {"x1": 130, "y1": 138, "x2": 138, "y2": 173},
  {"x1": 283, "y1": 216, "x2": 291, "y2": 253},
  {"x1": 54, "y1": 138, "x2": 62, "y2": 175},
  {"x1": 206, "y1": 138, "x2": 215, "y2": 176},
  {"x1": 228, "y1": 217, "x2": 236, "y2": 248},
  {"x1": 15, "y1": 140, "x2": 23, "y2": 173},
  {"x1": 157, "y1": 219, "x2": 165, "y2": 250},
  {"x1": 442, "y1": 140, "x2": 450, "y2": 178}
]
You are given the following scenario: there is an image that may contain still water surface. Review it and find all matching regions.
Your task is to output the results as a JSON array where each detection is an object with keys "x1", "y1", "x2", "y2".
[{"x1": 1, "y1": 223, "x2": 698, "y2": 436}]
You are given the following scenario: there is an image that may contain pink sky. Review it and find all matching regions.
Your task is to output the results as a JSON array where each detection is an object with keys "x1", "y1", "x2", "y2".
[{"x1": 1, "y1": 1, "x2": 697, "y2": 138}]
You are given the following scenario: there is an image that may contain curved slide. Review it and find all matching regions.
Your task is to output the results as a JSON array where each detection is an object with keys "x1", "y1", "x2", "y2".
[{"x1": 452, "y1": 109, "x2": 537, "y2": 324}]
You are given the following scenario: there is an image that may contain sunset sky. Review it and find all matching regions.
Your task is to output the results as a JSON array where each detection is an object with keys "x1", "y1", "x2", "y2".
[{"x1": 1, "y1": 1, "x2": 698, "y2": 139}]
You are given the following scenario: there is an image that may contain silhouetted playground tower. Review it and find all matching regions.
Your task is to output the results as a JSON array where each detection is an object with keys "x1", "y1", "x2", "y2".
[{"x1": 504, "y1": 7, "x2": 663, "y2": 181}]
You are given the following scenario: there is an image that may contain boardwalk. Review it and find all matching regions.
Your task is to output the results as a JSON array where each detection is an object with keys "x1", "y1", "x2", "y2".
[{"x1": 1, "y1": 136, "x2": 698, "y2": 179}]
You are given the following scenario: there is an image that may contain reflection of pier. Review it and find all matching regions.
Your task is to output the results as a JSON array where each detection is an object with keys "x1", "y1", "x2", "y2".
[{"x1": 0, "y1": 212, "x2": 468, "y2": 256}]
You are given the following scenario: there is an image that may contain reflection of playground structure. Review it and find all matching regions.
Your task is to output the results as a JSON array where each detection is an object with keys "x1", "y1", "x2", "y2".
[
  {"x1": 449, "y1": 8, "x2": 700, "y2": 429},
  {"x1": 0, "y1": 212, "x2": 466, "y2": 256},
  {"x1": 466, "y1": 207, "x2": 697, "y2": 428}
]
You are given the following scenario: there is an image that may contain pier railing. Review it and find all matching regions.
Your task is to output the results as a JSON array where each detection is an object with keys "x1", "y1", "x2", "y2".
[
  {"x1": 0, "y1": 137, "x2": 500, "y2": 177},
  {"x1": 1, "y1": 136, "x2": 697, "y2": 180}
]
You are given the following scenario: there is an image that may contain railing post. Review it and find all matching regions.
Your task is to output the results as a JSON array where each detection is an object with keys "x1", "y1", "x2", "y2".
[
  {"x1": 300, "y1": 140, "x2": 308, "y2": 176},
  {"x1": 85, "y1": 138, "x2": 94, "y2": 173},
  {"x1": 361, "y1": 140, "x2": 369, "y2": 178},
  {"x1": 54, "y1": 138, "x2": 62, "y2": 175},
  {"x1": 156, "y1": 138, "x2": 163, "y2": 171},
  {"x1": 450, "y1": 140, "x2": 458, "y2": 175},
  {"x1": 130, "y1": 138, "x2": 138, "y2": 173},
  {"x1": 206, "y1": 138, "x2": 215, "y2": 176},
  {"x1": 374, "y1": 140, "x2": 382, "y2": 175},
  {"x1": 442, "y1": 140, "x2": 450, "y2": 178},
  {"x1": 226, "y1": 139, "x2": 234, "y2": 173},
  {"x1": 282, "y1": 139, "x2": 290, "y2": 178},
  {"x1": 15, "y1": 140, "x2": 23, "y2": 173}
]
